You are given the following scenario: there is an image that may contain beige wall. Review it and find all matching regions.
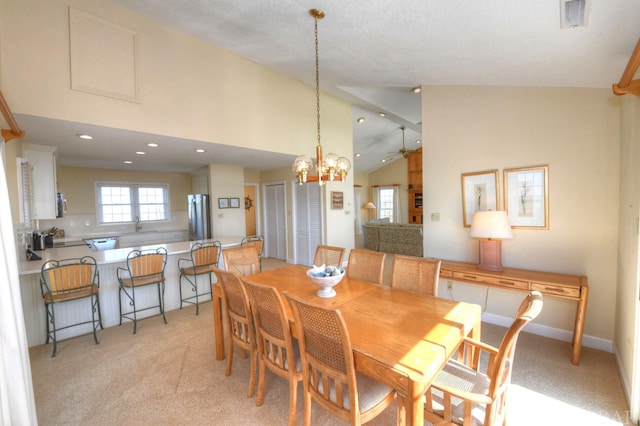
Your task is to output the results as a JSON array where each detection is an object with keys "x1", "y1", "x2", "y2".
[
  {"x1": 57, "y1": 166, "x2": 191, "y2": 215},
  {"x1": 616, "y1": 95, "x2": 640, "y2": 399},
  {"x1": 423, "y1": 86, "x2": 620, "y2": 342}
]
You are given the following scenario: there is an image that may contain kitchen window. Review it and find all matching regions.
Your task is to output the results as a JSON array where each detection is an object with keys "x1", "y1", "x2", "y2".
[{"x1": 96, "y1": 183, "x2": 169, "y2": 224}]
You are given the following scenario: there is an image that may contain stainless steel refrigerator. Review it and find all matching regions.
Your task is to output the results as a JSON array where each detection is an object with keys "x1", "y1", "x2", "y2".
[{"x1": 188, "y1": 194, "x2": 211, "y2": 240}]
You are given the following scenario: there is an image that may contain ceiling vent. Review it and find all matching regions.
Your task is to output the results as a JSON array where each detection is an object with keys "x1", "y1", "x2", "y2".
[{"x1": 560, "y1": 0, "x2": 591, "y2": 28}]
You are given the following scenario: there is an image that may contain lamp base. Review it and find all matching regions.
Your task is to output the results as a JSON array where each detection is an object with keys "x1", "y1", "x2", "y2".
[{"x1": 477, "y1": 239, "x2": 504, "y2": 271}]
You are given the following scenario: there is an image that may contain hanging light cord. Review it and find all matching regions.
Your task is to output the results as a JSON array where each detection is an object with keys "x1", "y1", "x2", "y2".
[{"x1": 314, "y1": 11, "x2": 322, "y2": 148}]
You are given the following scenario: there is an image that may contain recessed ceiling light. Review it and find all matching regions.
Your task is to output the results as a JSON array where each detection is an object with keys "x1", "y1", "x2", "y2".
[
  {"x1": 381, "y1": 159, "x2": 387, "y2": 163},
  {"x1": 378, "y1": 112, "x2": 386, "y2": 117},
  {"x1": 412, "y1": 86, "x2": 421, "y2": 94},
  {"x1": 135, "y1": 151, "x2": 146, "y2": 155},
  {"x1": 355, "y1": 153, "x2": 361, "y2": 157},
  {"x1": 195, "y1": 149, "x2": 205, "y2": 153},
  {"x1": 124, "y1": 160, "x2": 132, "y2": 164},
  {"x1": 147, "y1": 143, "x2": 159, "y2": 147},
  {"x1": 415, "y1": 139, "x2": 422, "y2": 144},
  {"x1": 77, "y1": 134, "x2": 93, "y2": 140},
  {"x1": 357, "y1": 117, "x2": 365, "y2": 123}
]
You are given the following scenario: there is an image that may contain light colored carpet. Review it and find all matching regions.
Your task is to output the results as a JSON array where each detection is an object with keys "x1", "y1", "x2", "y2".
[{"x1": 28, "y1": 257, "x2": 631, "y2": 425}]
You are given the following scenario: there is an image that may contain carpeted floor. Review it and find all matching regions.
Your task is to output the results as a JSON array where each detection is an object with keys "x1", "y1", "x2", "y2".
[{"x1": 28, "y1": 257, "x2": 632, "y2": 425}]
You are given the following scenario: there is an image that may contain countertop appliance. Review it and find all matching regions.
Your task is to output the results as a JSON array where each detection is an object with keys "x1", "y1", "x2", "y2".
[
  {"x1": 84, "y1": 237, "x2": 119, "y2": 251},
  {"x1": 188, "y1": 194, "x2": 211, "y2": 240}
]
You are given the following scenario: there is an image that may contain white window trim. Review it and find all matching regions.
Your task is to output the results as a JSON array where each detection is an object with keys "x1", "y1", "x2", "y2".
[{"x1": 95, "y1": 182, "x2": 170, "y2": 224}]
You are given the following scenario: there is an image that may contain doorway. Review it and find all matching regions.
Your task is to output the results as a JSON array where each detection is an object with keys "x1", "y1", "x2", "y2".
[
  {"x1": 292, "y1": 180, "x2": 322, "y2": 266},
  {"x1": 263, "y1": 182, "x2": 286, "y2": 261}
]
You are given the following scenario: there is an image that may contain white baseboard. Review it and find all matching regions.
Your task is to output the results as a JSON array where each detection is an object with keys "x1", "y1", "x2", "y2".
[{"x1": 481, "y1": 312, "x2": 614, "y2": 353}]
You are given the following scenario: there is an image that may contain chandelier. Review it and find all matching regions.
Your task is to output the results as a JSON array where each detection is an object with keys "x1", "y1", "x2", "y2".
[{"x1": 292, "y1": 9, "x2": 351, "y2": 185}]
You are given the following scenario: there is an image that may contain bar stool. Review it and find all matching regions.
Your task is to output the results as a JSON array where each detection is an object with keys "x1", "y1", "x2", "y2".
[
  {"x1": 39, "y1": 256, "x2": 103, "y2": 357},
  {"x1": 177, "y1": 241, "x2": 221, "y2": 315},
  {"x1": 117, "y1": 247, "x2": 168, "y2": 334},
  {"x1": 241, "y1": 235, "x2": 264, "y2": 271}
]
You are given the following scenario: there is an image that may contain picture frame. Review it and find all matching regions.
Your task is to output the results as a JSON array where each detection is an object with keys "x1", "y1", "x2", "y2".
[
  {"x1": 461, "y1": 169, "x2": 499, "y2": 227},
  {"x1": 504, "y1": 165, "x2": 549, "y2": 229},
  {"x1": 230, "y1": 197, "x2": 240, "y2": 209},
  {"x1": 331, "y1": 191, "x2": 344, "y2": 210},
  {"x1": 218, "y1": 197, "x2": 229, "y2": 209}
]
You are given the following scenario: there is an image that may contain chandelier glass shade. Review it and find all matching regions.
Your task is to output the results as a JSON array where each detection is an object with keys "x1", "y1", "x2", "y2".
[{"x1": 293, "y1": 9, "x2": 351, "y2": 185}]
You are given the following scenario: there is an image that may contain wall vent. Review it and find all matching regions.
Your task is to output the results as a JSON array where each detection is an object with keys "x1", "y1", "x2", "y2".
[{"x1": 560, "y1": 0, "x2": 591, "y2": 28}]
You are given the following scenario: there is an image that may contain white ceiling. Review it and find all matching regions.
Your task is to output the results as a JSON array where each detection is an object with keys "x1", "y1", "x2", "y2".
[{"x1": 12, "y1": 0, "x2": 640, "y2": 174}]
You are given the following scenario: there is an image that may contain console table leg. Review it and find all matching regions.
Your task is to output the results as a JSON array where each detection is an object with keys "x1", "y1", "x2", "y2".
[{"x1": 572, "y1": 283, "x2": 589, "y2": 365}]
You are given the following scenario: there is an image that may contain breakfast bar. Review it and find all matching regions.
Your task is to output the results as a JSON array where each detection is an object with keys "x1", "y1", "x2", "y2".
[{"x1": 18, "y1": 237, "x2": 242, "y2": 347}]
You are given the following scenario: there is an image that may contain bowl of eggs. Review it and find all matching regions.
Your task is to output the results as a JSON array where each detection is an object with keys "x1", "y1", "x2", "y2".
[{"x1": 306, "y1": 265, "x2": 345, "y2": 298}]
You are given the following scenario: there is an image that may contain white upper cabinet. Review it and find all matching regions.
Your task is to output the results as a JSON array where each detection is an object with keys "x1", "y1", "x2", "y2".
[{"x1": 22, "y1": 144, "x2": 58, "y2": 220}]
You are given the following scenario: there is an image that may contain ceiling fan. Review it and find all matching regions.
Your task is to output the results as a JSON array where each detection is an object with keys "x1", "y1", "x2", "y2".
[{"x1": 385, "y1": 126, "x2": 417, "y2": 161}]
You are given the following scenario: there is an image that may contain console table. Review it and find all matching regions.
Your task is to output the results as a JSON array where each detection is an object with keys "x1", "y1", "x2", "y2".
[{"x1": 439, "y1": 260, "x2": 588, "y2": 365}]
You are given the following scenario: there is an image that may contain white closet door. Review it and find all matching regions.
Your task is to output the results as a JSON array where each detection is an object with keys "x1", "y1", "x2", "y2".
[
  {"x1": 293, "y1": 182, "x2": 321, "y2": 266},
  {"x1": 264, "y1": 183, "x2": 286, "y2": 260}
]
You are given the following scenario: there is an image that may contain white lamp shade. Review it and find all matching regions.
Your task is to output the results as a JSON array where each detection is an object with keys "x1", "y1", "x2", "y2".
[
  {"x1": 470, "y1": 211, "x2": 513, "y2": 239},
  {"x1": 365, "y1": 202, "x2": 376, "y2": 209}
]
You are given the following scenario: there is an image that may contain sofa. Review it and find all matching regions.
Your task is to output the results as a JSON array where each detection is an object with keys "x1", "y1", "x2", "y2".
[{"x1": 362, "y1": 221, "x2": 423, "y2": 257}]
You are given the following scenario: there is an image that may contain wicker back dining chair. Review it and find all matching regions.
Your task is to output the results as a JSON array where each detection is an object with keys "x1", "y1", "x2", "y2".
[
  {"x1": 241, "y1": 235, "x2": 264, "y2": 271},
  {"x1": 424, "y1": 291, "x2": 543, "y2": 426},
  {"x1": 117, "y1": 247, "x2": 168, "y2": 334},
  {"x1": 313, "y1": 245, "x2": 346, "y2": 268},
  {"x1": 214, "y1": 267, "x2": 257, "y2": 397},
  {"x1": 223, "y1": 245, "x2": 261, "y2": 276},
  {"x1": 390, "y1": 255, "x2": 441, "y2": 296},
  {"x1": 243, "y1": 278, "x2": 303, "y2": 426},
  {"x1": 285, "y1": 292, "x2": 396, "y2": 425},
  {"x1": 346, "y1": 249, "x2": 386, "y2": 285},
  {"x1": 40, "y1": 256, "x2": 103, "y2": 357},
  {"x1": 177, "y1": 241, "x2": 221, "y2": 315}
]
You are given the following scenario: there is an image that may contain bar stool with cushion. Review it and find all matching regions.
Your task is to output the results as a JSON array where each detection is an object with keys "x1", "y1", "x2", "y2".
[
  {"x1": 241, "y1": 235, "x2": 264, "y2": 271},
  {"x1": 390, "y1": 255, "x2": 441, "y2": 296},
  {"x1": 177, "y1": 241, "x2": 221, "y2": 315},
  {"x1": 117, "y1": 247, "x2": 168, "y2": 334},
  {"x1": 243, "y1": 278, "x2": 303, "y2": 426},
  {"x1": 313, "y1": 245, "x2": 346, "y2": 267},
  {"x1": 424, "y1": 291, "x2": 543, "y2": 426},
  {"x1": 346, "y1": 249, "x2": 386, "y2": 285},
  {"x1": 40, "y1": 256, "x2": 103, "y2": 357},
  {"x1": 285, "y1": 292, "x2": 396, "y2": 426},
  {"x1": 214, "y1": 267, "x2": 257, "y2": 397},
  {"x1": 223, "y1": 245, "x2": 261, "y2": 276}
]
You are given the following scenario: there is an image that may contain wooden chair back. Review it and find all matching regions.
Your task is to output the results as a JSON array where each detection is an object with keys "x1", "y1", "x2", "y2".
[
  {"x1": 214, "y1": 267, "x2": 257, "y2": 397},
  {"x1": 243, "y1": 278, "x2": 302, "y2": 425},
  {"x1": 390, "y1": 255, "x2": 441, "y2": 296},
  {"x1": 223, "y1": 246, "x2": 261, "y2": 276},
  {"x1": 125, "y1": 247, "x2": 167, "y2": 286},
  {"x1": 346, "y1": 249, "x2": 386, "y2": 285},
  {"x1": 313, "y1": 245, "x2": 346, "y2": 267},
  {"x1": 41, "y1": 256, "x2": 98, "y2": 301},
  {"x1": 424, "y1": 291, "x2": 543, "y2": 426},
  {"x1": 285, "y1": 292, "x2": 395, "y2": 425},
  {"x1": 241, "y1": 235, "x2": 264, "y2": 257}
]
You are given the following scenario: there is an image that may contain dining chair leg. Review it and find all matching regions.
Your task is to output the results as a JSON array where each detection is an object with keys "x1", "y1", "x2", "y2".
[
  {"x1": 287, "y1": 376, "x2": 298, "y2": 426},
  {"x1": 302, "y1": 388, "x2": 312, "y2": 426},
  {"x1": 256, "y1": 359, "x2": 266, "y2": 406},
  {"x1": 248, "y1": 350, "x2": 257, "y2": 398}
]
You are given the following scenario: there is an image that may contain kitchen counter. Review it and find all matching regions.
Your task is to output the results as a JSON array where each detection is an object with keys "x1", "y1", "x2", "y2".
[{"x1": 18, "y1": 236, "x2": 245, "y2": 347}]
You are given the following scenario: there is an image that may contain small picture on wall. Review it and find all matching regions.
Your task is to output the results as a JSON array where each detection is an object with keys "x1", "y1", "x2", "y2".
[
  {"x1": 218, "y1": 198, "x2": 229, "y2": 209},
  {"x1": 331, "y1": 191, "x2": 344, "y2": 210},
  {"x1": 230, "y1": 197, "x2": 240, "y2": 208}
]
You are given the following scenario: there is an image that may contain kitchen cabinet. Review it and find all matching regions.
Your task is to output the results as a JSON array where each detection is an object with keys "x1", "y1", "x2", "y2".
[
  {"x1": 407, "y1": 148, "x2": 423, "y2": 224},
  {"x1": 22, "y1": 144, "x2": 58, "y2": 220}
]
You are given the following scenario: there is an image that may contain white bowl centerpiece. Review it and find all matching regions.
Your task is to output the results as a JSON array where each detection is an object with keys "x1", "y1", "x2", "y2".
[{"x1": 306, "y1": 264, "x2": 345, "y2": 298}]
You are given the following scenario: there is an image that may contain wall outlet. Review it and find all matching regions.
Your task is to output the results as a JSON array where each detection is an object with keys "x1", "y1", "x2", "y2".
[
  {"x1": 447, "y1": 281, "x2": 453, "y2": 290},
  {"x1": 431, "y1": 212, "x2": 440, "y2": 221}
]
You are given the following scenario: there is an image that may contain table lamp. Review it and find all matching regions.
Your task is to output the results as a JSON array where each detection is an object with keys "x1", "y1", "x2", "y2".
[
  {"x1": 365, "y1": 202, "x2": 376, "y2": 222},
  {"x1": 469, "y1": 211, "x2": 513, "y2": 271}
]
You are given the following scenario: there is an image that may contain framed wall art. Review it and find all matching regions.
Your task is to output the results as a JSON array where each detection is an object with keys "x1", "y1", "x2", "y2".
[
  {"x1": 218, "y1": 197, "x2": 229, "y2": 209},
  {"x1": 461, "y1": 169, "x2": 499, "y2": 227},
  {"x1": 504, "y1": 165, "x2": 548, "y2": 229},
  {"x1": 331, "y1": 191, "x2": 344, "y2": 210},
  {"x1": 230, "y1": 197, "x2": 240, "y2": 208}
]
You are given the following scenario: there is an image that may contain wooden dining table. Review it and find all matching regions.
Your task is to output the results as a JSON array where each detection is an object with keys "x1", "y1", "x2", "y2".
[{"x1": 211, "y1": 264, "x2": 481, "y2": 426}]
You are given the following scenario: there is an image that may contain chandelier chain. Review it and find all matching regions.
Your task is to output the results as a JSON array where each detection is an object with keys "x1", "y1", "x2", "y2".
[{"x1": 314, "y1": 13, "x2": 321, "y2": 147}]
